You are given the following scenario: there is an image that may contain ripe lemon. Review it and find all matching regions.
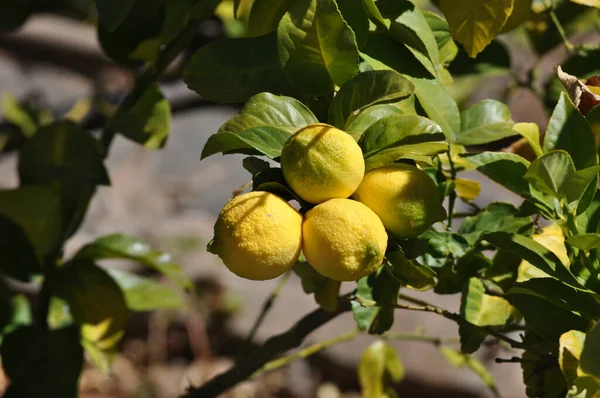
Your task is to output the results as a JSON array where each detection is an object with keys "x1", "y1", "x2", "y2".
[
  {"x1": 209, "y1": 191, "x2": 302, "y2": 280},
  {"x1": 281, "y1": 123, "x2": 365, "y2": 204},
  {"x1": 302, "y1": 199, "x2": 387, "y2": 281},
  {"x1": 353, "y1": 164, "x2": 446, "y2": 238}
]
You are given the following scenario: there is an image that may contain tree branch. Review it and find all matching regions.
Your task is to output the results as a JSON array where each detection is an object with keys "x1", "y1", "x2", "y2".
[{"x1": 181, "y1": 297, "x2": 352, "y2": 398}]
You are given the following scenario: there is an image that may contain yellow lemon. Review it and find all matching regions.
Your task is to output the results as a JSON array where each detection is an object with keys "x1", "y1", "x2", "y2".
[
  {"x1": 302, "y1": 199, "x2": 387, "y2": 281},
  {"x1": 209, "y1": 191, "x2": 302, "y2": 280},
  {"x1": 353, "y1": 164, "x2": 447, "y2": 238},
  {"x1": 281, "y1": 123, "x2": 365, "y2": 204}
]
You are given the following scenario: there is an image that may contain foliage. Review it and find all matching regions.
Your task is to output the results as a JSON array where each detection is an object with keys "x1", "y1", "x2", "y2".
[{"x1": 2, "y1": 0, "x2": 600, "y2": 397}]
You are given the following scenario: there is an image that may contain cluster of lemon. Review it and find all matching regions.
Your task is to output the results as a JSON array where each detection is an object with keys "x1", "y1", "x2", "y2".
[{"x1": 209, "y1": 124, "x2": 446, "y2": 282}]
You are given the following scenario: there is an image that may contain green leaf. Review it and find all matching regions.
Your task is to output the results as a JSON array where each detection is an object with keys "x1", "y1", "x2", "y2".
[
  {"x1": 524, "y1": 150, "x2": 576, "y2": 199},
  {"x1": 352, "y1": 265, "x2": 401, "y2": 334},
  {"x1": 544, "y1": 92, "x2": 597, "y2": 170},
  {"x1": 110, "y1": 84, "x2": 170, "y2": 149},
  {"x1": 386, "y1": 251, "x2": 436, "y2": 291},
  {"x1": 337, "y1": 0, "x2": 369, "y2": 48},
  {"x1": 94, "y1": 0, "x2": 135, "y2": 32},
  {"x1": 277, "y1": 0, "x2": 359, "y2": 95},
  {"x1": 440, "y1": 348, "x2": 498, "y2": 395},
  {"x1": 560, "y1": 330, "x2": 586, "y2": 383},
  {"x1": 359, "y1": 114, "x2": 447, "y2": 170},
  {"x1": 434, "y1": 251, "x2": 491, "y2": 294},
  {"x1": 328, "y1": 70, "x2": 415, "y2": 129},
  {"x1": 455, "y1": 100, "x2": 516, "y2": 145},
  {"x1": 376, "y1": 0, "x2": 442, "y2": 79},
  {"x1": 362, "y1": 0, "x2": 386, "y2": 26},
  {"x1": 562, "y1": 166, "x2": 600, "y2": 207},
  {"x1": 458, "y1": 202, "x2": 533, "y2": 245},
  {"x1": 184, "y1": 33, "x2": 288, "y2": 103},
  {"x1": 483, "y1": 232, "x2": 584, "y2": 289},
  {"x1": 508, "y1": 278, "x2": 600, "y2": 321},
  {"x1": 581, "y1": 321, "x2": 600, "y2": 377},
  {"x1": 47, "y1": 296, "x2": 73, "y2": 330},
  {"x1": 411, "y1": 78, "x2": 461, "y2": 141},
  {"x1": 345, "y1": 104, "x2": 403, "y2": 141},
  {"x1": 570, "y1": 0, "x2": 600, "y2": 8},
  {"x1": 358, "y1": 340, "x2": 404, "y2": 398},
  {"x1": 106, "y1": 269, "x2": 185, "y2": 312},
  {"x1": 219, "y1": 92, "x2": 318, "y2": 134},
  {"x1": 1, "y1": 94, "x2": 38, "y2": 137},
  {"x1": 74, "y1": 234, "x2": 192, "y2": 290},
  {"x1": 418, "y1": 230, "x2": 469, "y2": 270},
  {"x1": 423, "y1": 10, "x2": 458, "y2": 65},
  {"x1": 461, "y1": 278, "x2": 512, "y2": 327},
  {"x1": 439, "y1": 0, "x2": 513, "y2": 57},
  {"x1": 51, "y1": 260, "x2": 129, "y2": 342},
  {"x1": 522, "y1": 342, "x2": 568, "y2": 398},
  {"x1": 1, "y1": 326, "x2": 83, "y2": 398},
  {"x1": 568, "y1": 234, "x2": 600, "y2": 251},
  {"x1": 513, "y1": 122, "x2": 543, "y2": 158},
  {"x1": 314, "y1": 278, "x2": 342, "y2": 313},
  {"x1": 293, "y1": 261, "x2": 342, "y2": 311},
  {"x1": 201, "y1": 127, "x2": 291, "y2": 159},
  {"x1": 462, "y1": 152, "x2": 532, "y2": 199},
  {"x1": 567, "y1": 376, "x2": 600, "y2": 398},
  {"x1": 0, "y1": 187, "x2": 61, "y2": 266},
  {"x1": 242, "y1": 156, "x2": 271, "y2": 176}
]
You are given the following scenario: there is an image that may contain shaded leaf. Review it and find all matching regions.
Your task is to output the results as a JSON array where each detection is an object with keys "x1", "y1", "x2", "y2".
[
  {"x1": 74, "y1": 234, "x2": 192, "y2": 290},
  {"x1": 386, "y1": 251, "x2": 436, "y2": 291},
  {"x1": 111, "y1": 84, "x2": 170, "y2": 149},
  {"x1": 361, "y1": 33, "x2": 432, "y2": 78},
  {"x1": 184, "y1": 33, "x2": 288, "y2": 103},
  {"x1": 544, "y1": 92, "x2": 597, "y2": 170},
  {"x1": 94, "y1": 0, "x2": 135, "y2": 32},
  {"x1": 107, "y1": 269, "x2": 185, "y2": 312},
  {"x1": 345, "y1": 104, "x2": 403, "y2": 141},
  {"x1": 459, "y1": 202, "x2": 532, "y2": 245},
  {"x1": 337, "y1": 0, "x2": 369, "y2": 48},
  {"x1": 246, "y1": 0, "x2": 289, "y2": 37},
  {"x1": 328, "y1": 70, "x2": 415, "y2": 129},
  {"x1": 352, "y1": 265, "x2": 401, "y2": 334},
  {"x1": 1, "y1": 326, "x2": 83, "y2": 398},
  {"x1": 581, "y1": 321, "x2": 600, "y2": 377},
  {"x1": 277, "y1": 0, "x2": 359, "y2": 95},
  {"x1": 359, "y1": 340, "x2": 404, "y2": 398},
  {"x1": 559, "y1": 330, "x2": 586, "y2": 383},
  {"x1": 459, "y1": 322, "x2": 488, "y2": 354},
  {"x1": 455, "y1": 100, "x2": 516, "y2": 145}
]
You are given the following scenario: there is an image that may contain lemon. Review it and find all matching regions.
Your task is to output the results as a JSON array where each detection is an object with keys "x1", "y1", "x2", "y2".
[
  {"x1": 353, "y1": 164, "x2": 447, "y2": 238},
  {"x1": 302, "y1": 199, "x2": 387, "y2": 281},
  {"x1": 209, "y1": 191, "x2": 302, "y2": 280},
  {"x1": 281, "y1": 123, "x2": 365, "y2": 204}
]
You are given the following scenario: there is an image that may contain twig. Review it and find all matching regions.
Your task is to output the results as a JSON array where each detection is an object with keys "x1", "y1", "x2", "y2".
[
  {"x1": 354, "y1": 295, "x2": 526, "y2": 350},
  {"x1": 495, "y1": 356, "x2": 524, "y2": 364},
  {"x1": 446, "y1": 148, "x2": 457, "y2": 230},
  {"x1": 243, "y1": 271, "x2": 291, "y2": 351},
  {"x1": 382, "y1": 331, "x2": 460, "y2": 345},
  {"x1": 182, "y1": 296, "x2": 352, "y2": 398},
  {"x1": 251, "y1": 328, "x2": 359, "y2": 379}
]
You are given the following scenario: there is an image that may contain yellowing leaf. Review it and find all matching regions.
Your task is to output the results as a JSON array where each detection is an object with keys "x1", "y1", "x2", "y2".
[
  {"x1": 517, "y1": 223, "x2": 569, "y2": 282},
  {"x1": 358, "y1": 340, "x2": 404, "y2": 398},
  {"x1": 439, "y1": 0, "x2": 514, "y2": 58},
  {"x1": 571, "y1": 0, "x2": 600, "y2": 7},
  {"x1": 560, "y1": 330, "x2": 586, "y2": 383},
  {"x1": 455, "y1": 178, "x2": 481, "y2": 201}
]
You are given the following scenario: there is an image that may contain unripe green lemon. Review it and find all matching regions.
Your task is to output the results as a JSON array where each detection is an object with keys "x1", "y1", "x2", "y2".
[
  {"x1": 210, "y1": 191, "x2": 302, "y2": 280},
  {"x1": 302, "y1": 199, "x2": 387, "y2": 281},
  {"x1": 281, "y1": 123, "x2": 365, "y2": 204},
  {"x1": 353, "y1": 164, "x2": 447, "y2": 238}
]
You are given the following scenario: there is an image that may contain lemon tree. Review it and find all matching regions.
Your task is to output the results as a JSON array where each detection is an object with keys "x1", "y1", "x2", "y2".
[{"x1": 3, "y1": 0, "x2": 600, "y2": 397}]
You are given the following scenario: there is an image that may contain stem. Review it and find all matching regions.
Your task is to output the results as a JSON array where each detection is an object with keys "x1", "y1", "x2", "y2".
[
  {"x1": 36, "y1": 279, "x2": 51, "y2": 330},
  {"x1": 101, "y1": 19, "x2": 202, "y2": 158},
  {"x1": 354, "y1": 295, "x2": 526, "y2": 350},
  {"x1": 382, "y1": 332, "x2": 460, "y2": 345},
  {"x1": 446, "y1": 148, "x2": 457, "y2": 230},
  {"x1": 549, "y1": 9, "x2": 575, "y2": 53},
  {"x1": 251, "y1": 328, "x2": 359, "y2": 379},
  {"x1": 182, "y1": 297, "x2": 352, "y2": 398},
  {"x1": 243, "y1": 271, "x2": 291, "y2": 350}
]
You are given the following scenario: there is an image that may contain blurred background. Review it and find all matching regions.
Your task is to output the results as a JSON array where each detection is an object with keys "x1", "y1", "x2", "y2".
[{"x1": 0, "y1": 0, "x2": 598, "y2": 397}]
